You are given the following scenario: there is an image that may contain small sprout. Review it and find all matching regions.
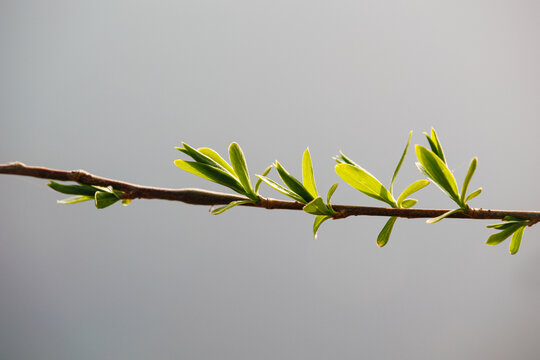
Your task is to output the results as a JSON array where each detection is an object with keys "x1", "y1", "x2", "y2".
[{"x1": 48, "y1": 181, "x2": 128, "y2": 209}]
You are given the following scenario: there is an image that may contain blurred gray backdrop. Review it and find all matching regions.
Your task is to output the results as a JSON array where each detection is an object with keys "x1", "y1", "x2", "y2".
[{"x1": 1, "y1": 1, "x2": 540, "y2": 359}]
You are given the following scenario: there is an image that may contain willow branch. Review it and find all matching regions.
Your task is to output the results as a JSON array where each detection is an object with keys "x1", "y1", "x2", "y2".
[{"x1": 1, "y1": 162, "x2": 539, "y2": 223}]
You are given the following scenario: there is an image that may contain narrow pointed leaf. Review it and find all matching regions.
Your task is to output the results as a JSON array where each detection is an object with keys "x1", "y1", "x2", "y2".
[
  {"x1": 302, "y1": 148, "x2": 318, "y2": 198},
  {"x1": 509, "y1": 226, "x2": 525, "y2": 255},
  {"x1": 174, "y1": 160, "x2": 245, "y2": 194},
  {"x1": 229, "y1": 142, "x2": 256, "y2": 199},
  {"x1": 313, "y1": 215, "x2": 331, "y2": 240},
  {"x1": 210, "y1": 200, "x2": 254, "y2": 215},
  {"x1": 275, "y1": 161, "x2": 314, "y2": 203},
  {"x1": 465, "y1": 188, "x2": 482, "y2": 202},
  {"x1": 254, "y1": 166, "x2": 272, "y2": 193},
  {"x1": 335, "y1": 163, "x2": 396, "y2": 207},
  {"x1": 415, "y1": 145, "x2": 460, "y2": 204},
  {"x1": 303, "y1": 196, "x2": 334, "y2": 216},
  {"x1": 486, "y1": 223, "x2": 523, "y2": 245},
  {"x1": 486, "y1": 220, "x2": 528, "y2": 229},
  {"x1": 426, "y1": 208, "x2": 462, "y2": 224},
  {"x1": 377, "y1": 217, "x2": 397, "y2": 247},
  {"x1": 256, "y1": 175, "x2": 305, "y2": 203},
  {"x1": 57, "y1": 195, "x2": 94, "y2": 204},
  {"x1": 48, "y1": 181, "x2": 98, "y2": 196},
  {"x1": 94, "y1": 191, "x2": 120, "y2": 209},
  {"x1": 327, "y1": 183, "x2": 338, "y2": 205},
  {"x1": 397, "y1": 179, "x2": 430, "y2": 207},
  {"x1": 504, "y1": 216, "x2": 527, "y2": 222},
  {"x1": 401, "y1": 199, "x2": 418, "y2": 208},
  {"x1": 460, "y1": 157, "x2": 477, "y2": 203},
  {"x1": 198, "y1": 147, "x2": 235, "y2": 175},
  {"x1": 390, "y1": 131, "x2": 412, "y2": 194},
  {"x1": 333, "y1": 152, "x2": 359, "y2": 166},
  {"x1": 177, "y1": 143, "x2": 231, "y2": 174},
  {"x1": 424, "y1": 134, "x2": 440, "y2": 159},
  {"x1": 430, "y1": 128, "x2": 446, "y2": 163}
]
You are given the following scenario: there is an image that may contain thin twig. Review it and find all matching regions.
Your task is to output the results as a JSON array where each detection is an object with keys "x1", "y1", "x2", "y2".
[{"x1": 1, "y1": 162, "x2": 539, "y2": 222}]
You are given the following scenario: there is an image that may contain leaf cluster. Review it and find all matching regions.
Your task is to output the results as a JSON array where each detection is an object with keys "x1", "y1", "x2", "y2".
[{"x1": 47, "y1": 181, "x2": 130, "y2": 208}]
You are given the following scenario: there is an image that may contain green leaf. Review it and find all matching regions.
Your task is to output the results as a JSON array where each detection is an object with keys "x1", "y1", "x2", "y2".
[
  {"x1": 377, "y1": 217, "x2": 397, "y2": 247},
  {"x1": 486, "y1": 223, "x2": 523, "y2": 246},
  {"x1": 465, "y1": 188, "x2": 482, "y2": 202},
  {"x1": 256, "y1": 175, "x2": 306, "y2": 203},
  {"x1": 302, "y1": 148, "x2": 318, "y2": 198},
  {"x1": 509, "y1": 226, "x2": 525, "y2": 255},
  {"x1": 303, "y1": 196, "x2": 334, "y2": 216},
  {"x1": 229, "y1": 142, "x2": 257, "y2": 200},
  {"x1": 174, "y1": 160, "x2": 245, "y2": 195},
  {"x1": 424, "y1": 128, "x2": 446, "y2": 163},
  {"x1": 504, "y1": 216, "x2": 527, "y2": 222},
  {"x1": 177, "y1": 143, "x2": 231, "y2": 174},
  {"x1": 48, "y1": 181, "x2": 98, "y2": 196},
  {"x1": 327, "y1": 183, "x2": 338, "y2": 205},
  {"x1": 415, "y1": 145, "x2": 460, "y2": 205},
  {"x1": 401, "y1": 199, "x2": 418, "y2": 208},
  {"x1": 460, "y1": 157, "x2": 477, "y2": 203},
  {"x1": 335, "y1": 163, "x2": 397, "y2": 207},
  {"x1": 57, "y1": 195, "x2": 94, "y2": 204},
  {"x1": 426, "y1": 208, "x2": 462, "y2": 224},
  {"x1": 275, "y1": 161, "x2": 314, "y2": 203},
  {"x1": 210, "y1": 200, "x2": 254, "y2": 215},
  {"x1": 197, "y1": 147, "x2": 236, "y2": 175},
  {"x1": 313, "y1": 215, "x2": 331, "y2": 240},
  {"x1": 397, "y1": 179, "x2": 430, "y2": 207},
  {"x1": 333, "y1": 152, "x2": 358, "y2": 166},
  {"x1": 94, "y1": 191, "x2": 120, "y2": 209},
  {"x1": 486, "y1": 220, "x2": 528, "y2": 229},
  {"x1": 390, "y1": 131, "x2": 412, "y2": 194},
  {"x1": 254, "y1": 166, "x2": 272, "y2": 194}
]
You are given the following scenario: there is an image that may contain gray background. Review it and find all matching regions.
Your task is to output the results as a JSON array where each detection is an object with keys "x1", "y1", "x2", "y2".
[{"x1": 1, "y1": 1, "x2": 539, "y2": 359}]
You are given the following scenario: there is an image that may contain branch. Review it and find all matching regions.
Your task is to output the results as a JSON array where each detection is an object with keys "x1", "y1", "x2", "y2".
[{"x1": 2, "y1": 162, "x2": 539, "y2": 223}]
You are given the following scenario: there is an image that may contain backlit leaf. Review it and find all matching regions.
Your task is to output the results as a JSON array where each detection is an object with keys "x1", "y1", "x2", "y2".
[
  {"x1": 254, "y1": 166, "x2": 272, "y2": 193},
  {"x1": 335, "y1": 163, "x2": 396, "y2": 207},
  {"x1": 415, "y1": 145, "x2": 460, "y2": 204},
  {"x1": 401, "y1": 199, "x2": 418, "y2": 208},
  {"x1": 210, "y1": 200, "x2": 254, "y2": 215},
  {"x1": 275, "y1": 161, "x2": 314, "y2": 203},
  {"x1": 465, "y1": 188, "x2": 482, "y2": 202},
  {"x1": 377, "y1": 217, "x2": 397, "y2": 247},
  {"x1": 48, "y1": 181, "x2": 98, "y2": 196},
  {"x1": 397, "y1": 179, "x2": 430, "y2": 207},
  {"x1": 509, "y1": 226, "x2": 525, "y2": 255},
  {"x1": 303, "y1": 196, "x2": 334, "y2": 216},
  {"x1": 174, "y1": 160, "x2": 245, "y2": 195},
  {"x1": 302, "y1": 148, "x2": 318, "y2": 198},
  {"x1": 426, "y1": 208, "x2": 462, "y2": 224},
  {"x1": 486, "y1": 223, "x2": 523, "y2": 245},
  {"x1": 327, "y1": 183, "x2": 338, "y2": 205},
  {"x1": 57, "y1": 195, "x2": 94, "y2": 205},
  {"x1": 313, "y1": 215, "x2": 331, "y2": 240},
  {"x1": 390, "y1": 131, "x2": 412, "y2": 194},
  {"x1": 198, "y1": 147, "x2": 235, "y2": 175},
  {"x1": 94, "y1": 191, "x2": 120, "y2": 209},
  {"x1": 229, "y1": 142, "x2": 257, "y2": 199},
  {"x1": 256, "y1": 175, "x2": 305, "y2": 203},
  {"x1": 460, "y1": 157, "x2": 477, "y2": 203}
]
